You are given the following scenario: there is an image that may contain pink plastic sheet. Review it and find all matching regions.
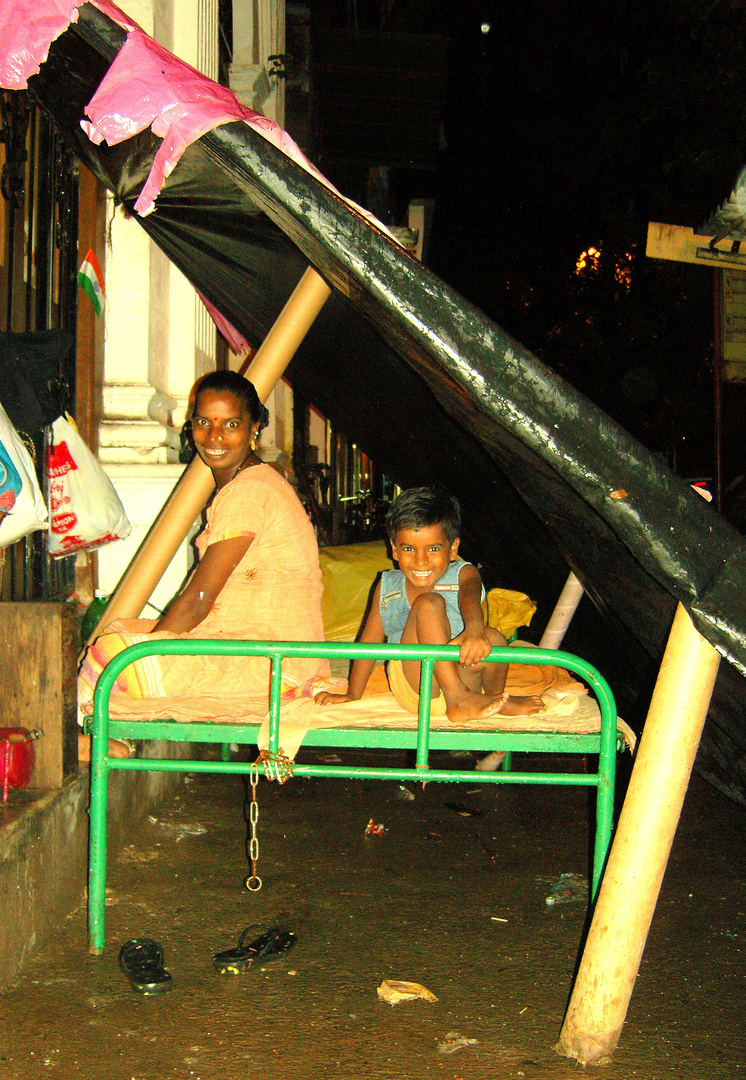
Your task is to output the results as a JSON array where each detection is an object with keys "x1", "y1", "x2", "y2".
[
  {"x1": 0, "y1": 0, "x2": 138, "y2": 89},
  {"x1": 197, "y1": 291, "x2": 252, "y2": 356},
  {"x1": 80, "y1": 28, "x2": 333, "y2": 217},
  {"x1": 0, "y1": 0, "x2": 387, "y2": 234},
  {"x1": 0, "y1": 0, "x2": 325, "y2": 217},
  {"x1": 0, "y1": 0, "x2": 83, "y2": 89}
]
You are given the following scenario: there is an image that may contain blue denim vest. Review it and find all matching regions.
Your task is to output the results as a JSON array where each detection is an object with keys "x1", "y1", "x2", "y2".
[{"x1": 378, "y1": 559, "x2": 484, "y2": 643}]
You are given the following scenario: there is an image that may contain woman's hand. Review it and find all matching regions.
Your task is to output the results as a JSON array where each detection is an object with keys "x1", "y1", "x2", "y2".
[
  {"x1": 314, "y1": 691, "x2": 354, "y2": 706},
  {"x1": 155, "y1": 534, "x2": 253, "y2": 633}
]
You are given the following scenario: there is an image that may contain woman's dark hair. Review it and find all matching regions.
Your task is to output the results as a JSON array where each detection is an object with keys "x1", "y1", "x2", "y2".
[
  {"x1": 192, "y1": 371, "x2": 270, "y2": 431},
  {"x1": 385, "y1": 486, "x2": 461, "y2": 544}
]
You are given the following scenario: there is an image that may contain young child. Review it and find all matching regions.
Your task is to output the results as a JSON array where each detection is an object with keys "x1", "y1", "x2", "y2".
[{"x1": 315, "y1": 486, "x2": 543, "y2": 722}]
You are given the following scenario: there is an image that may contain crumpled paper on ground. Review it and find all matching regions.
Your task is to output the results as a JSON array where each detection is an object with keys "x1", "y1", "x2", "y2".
[
  {"x1": 437, "y1": 1030, "x2": 480, "y2": 1054},
  {"x1": 376, "y1": 980, "x2": 438, "y2": 1006}
]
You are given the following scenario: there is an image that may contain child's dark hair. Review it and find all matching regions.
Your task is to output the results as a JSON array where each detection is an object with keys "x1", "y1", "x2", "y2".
[
  {"x1": 193, "y1": 370, "x2": 270, "y2": 431},
  {"x1": 386, "y1": 486, "x2": 461, "y2": 544}
]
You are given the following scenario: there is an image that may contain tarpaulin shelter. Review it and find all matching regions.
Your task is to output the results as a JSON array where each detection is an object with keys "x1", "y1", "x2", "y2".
[{"x1": 2, "y1": 1, "x2": 746, "y2": 804}]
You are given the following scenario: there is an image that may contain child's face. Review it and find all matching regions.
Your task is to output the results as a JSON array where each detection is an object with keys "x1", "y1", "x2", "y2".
[{"x1": 391, "y1": 524, "x2": 460, "y2": 593}]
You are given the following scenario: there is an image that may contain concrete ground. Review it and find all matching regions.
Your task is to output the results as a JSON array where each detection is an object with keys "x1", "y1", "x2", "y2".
[{"x1": 0, "y1": 749, "x2": 743, "y2": 1079}]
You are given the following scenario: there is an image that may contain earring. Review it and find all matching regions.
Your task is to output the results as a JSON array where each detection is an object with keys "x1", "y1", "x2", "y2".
[{"x1": 250, "y1": 436, "x2": 257, "y2": 450}]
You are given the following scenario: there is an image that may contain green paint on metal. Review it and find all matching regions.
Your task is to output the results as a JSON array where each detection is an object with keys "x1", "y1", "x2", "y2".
[{"x1": 87, "y1": 639, "x2": 619, "y2": 953}]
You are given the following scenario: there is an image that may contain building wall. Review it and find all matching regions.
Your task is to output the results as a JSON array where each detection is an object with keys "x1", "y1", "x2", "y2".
[
  {"x1": 96, "y1": 0, "x2": 294, "y2": 604},
  {"x1": 0, "y1": 752, "x2": 191, "y2": 992}
]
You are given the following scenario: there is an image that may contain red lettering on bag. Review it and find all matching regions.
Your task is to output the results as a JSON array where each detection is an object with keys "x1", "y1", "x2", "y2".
[
  {"x1": 47, "y1": 441, "x2": 78, "y2": 478},
  {"x1": 51, "y1": 511, "x2": 78, "y2": 533},
  {"x1": 56, "y1": 532, "x2": 118, "y2": 553}
]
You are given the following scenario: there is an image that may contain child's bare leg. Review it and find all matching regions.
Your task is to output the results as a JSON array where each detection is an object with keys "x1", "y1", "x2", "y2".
[
  {"x1": 474, "y1": 626, "x2": 544, "y2": 717},
  {"x1": 399, "y1": 594, "x2": 508, "y2": 722},
  {"x1": 398, "y1": 592, "x2": 452, "y2": 697},
  {"x1": 480, "y1": 627, "x2": 509, "y2": 695}
]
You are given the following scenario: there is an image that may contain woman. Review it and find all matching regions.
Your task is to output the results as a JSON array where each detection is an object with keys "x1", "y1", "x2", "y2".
[
  {"x1": 154, "y1": 371, "x2": 327, "y2": 668},
  {"x1": 78, "y1": 372, "x2": 329, "y2": 754}
]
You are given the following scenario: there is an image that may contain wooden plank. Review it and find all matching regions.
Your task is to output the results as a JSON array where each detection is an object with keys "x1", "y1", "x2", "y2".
[
  {"x1": 722, "y1": 269, "x2": 746, "y2": 382},
  {"x1": 646, "y1": 221, "x2": 746, "y2": 271},
  {"x1": 0, "y1": 602, "x2": 78, "y2": 789}
]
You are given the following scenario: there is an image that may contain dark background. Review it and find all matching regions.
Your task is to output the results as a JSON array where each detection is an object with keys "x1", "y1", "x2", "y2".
[{"x1": 289, "y1": 0, "x2": 746, "y2": 518}]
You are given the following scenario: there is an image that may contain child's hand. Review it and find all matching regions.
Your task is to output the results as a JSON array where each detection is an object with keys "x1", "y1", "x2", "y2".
[
  {"x1": 453, "y1": 627, "x2": 492, "y2": 667},
  {"x1": 314, "y1": 691, "x2": 354, "y2": 706}
]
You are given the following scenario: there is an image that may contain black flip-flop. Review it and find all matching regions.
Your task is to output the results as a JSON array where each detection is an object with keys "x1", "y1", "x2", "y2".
[
  {"x1": 119, "y1": 938, "x2": 172, "y2": 995},
  {"x1": 213, "y1": 925, "x2": 297, "y2": 975}
]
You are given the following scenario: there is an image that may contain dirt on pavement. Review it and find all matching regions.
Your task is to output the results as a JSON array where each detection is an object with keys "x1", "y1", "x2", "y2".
[{"x1": 0, "y1": 749, "x2": 743, "y2": 1079}]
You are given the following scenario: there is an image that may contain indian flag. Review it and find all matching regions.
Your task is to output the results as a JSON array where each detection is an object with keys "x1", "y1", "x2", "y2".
[{"x1": 77, "y1": 249, "x2": 105, "y2": 317}]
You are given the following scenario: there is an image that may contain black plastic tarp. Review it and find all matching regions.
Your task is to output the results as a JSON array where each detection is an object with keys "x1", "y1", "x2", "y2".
[{"x1": 22, "y1": 3, "x2": 746, "y2": 800}]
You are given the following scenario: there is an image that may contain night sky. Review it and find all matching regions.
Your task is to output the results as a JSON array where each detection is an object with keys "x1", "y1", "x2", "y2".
[{"x1": 307, "y1": 0, "x2": 746, "y2": 516}]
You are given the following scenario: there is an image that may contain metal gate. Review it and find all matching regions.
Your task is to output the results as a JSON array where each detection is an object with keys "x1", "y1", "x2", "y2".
[{"x1": 0, "y1": 89, "x2": 79, "y2": 600}]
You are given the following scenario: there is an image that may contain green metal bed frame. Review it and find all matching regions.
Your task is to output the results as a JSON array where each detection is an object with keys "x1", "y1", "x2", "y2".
[{"x1": 85, "y1": 639, "x2": 619, "y2": 954}]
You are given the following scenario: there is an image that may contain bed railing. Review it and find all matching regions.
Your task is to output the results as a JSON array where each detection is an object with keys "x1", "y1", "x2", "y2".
[{"x1": 86, "y1": 640, "x2": 619, "y2": 953}]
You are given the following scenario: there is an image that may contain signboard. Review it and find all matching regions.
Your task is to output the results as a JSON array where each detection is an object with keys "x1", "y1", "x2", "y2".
[
  {"x1": 646, "y1": 222, "x2": 746, "y2": 271},
  {"x1": 722, "y1": 269, "x2": 746, "y2": 383}
]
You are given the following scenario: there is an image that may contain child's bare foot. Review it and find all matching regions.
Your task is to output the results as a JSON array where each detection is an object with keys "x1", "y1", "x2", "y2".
[
  {"x1": 497, "y1": 694, "x2": 544, "y2": 716},
  {"x1": 445, "y1": 690, "x2": 510, "y2": 724}
]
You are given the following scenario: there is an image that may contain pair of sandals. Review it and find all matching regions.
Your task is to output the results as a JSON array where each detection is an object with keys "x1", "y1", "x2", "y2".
[{"x1": 119, "y1": 925, "x2": 296, "y2": 995}]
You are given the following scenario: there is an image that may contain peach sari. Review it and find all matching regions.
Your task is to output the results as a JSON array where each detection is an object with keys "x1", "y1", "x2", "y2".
[{"x1": 79, "y1": 464, "x2": 329, "y2": 707}]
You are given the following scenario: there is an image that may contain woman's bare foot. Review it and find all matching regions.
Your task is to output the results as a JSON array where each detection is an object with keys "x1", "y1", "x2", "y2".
[
  {"x1": 78, "y1": 732, "x2": 132, "y2": 764},
  {"x1": 475, "y1": 751, "x2": 506, "y2": 771},
  {"x1": 497, "y1": 694, "x2": 544, "y2": 716}
]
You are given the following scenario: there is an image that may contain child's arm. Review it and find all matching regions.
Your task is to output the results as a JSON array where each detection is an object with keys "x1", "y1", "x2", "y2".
[
  {"x1": 453, "y1": 563, "x2": 493, "y2": 666},
  {"x1": 314, "y1": 581, "x2": 385, "y2": 704}
]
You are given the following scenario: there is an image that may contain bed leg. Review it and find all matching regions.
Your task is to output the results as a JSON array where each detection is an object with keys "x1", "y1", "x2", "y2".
[{"x1": 88, "y1": 740, "x2": 110, "y2": 955}]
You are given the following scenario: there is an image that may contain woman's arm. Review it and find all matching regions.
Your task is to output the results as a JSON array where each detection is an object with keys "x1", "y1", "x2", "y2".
[{"x1": 154, "y1": 535, "x2": 253, "y2": 634}]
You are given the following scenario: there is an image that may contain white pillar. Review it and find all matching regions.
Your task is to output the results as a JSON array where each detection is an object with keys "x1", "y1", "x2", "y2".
[
  {"x1": 230, "y1": 0, "x2": 285, "y2": 123},
  {"x1": 97, "y1": 0, "x2": 220, "y2": 599}
]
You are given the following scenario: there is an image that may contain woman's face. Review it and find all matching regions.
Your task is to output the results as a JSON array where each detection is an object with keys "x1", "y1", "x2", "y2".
[{"x1": 191, "y1": 389, "x2": 259, "y2": 483}]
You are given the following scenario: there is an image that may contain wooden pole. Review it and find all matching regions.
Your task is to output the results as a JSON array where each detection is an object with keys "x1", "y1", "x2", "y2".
[
  {"x1": 712, "y1": 268, "x2": 724, "y2": 512},
  {"x1": 84, "y1": 267, "x2": 331, "y2": 643},
  {"x1": 555, "y1": 602, "x2": 721, "y2": 1065},
  {"x1": 539, "y1": 571, "x2": 584, "y2": 649}
]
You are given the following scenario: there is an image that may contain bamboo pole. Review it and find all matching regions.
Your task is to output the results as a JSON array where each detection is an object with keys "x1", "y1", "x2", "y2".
[
  {"x1": 84, "y1": 267, "x2": 331, "y2": 644},
  {"x1": 555, "y1": 602, "x2": 721, "y2": 1065},
  {"x1": 539, "y1": 571, "x2": 584, "y2": 649}
]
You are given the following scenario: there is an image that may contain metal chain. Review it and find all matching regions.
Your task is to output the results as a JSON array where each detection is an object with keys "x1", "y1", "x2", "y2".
[
  {"x1": 243, "y1": 760, "x2": 262, "y2": 892},
  {"x1": 258, "y1": 748, "x2": 294, "y2": 785},
  {"x1": 242, "y1": 751, "x2": 295, "y2": 892}
]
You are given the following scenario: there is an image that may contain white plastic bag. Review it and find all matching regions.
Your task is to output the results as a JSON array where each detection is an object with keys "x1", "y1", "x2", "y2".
[
  {"x1": 47, "y1": 414, "x2": 131, "y2": 558},
  {"x1": 0, "y1": 401, "x2": 48, "y2": 549}
]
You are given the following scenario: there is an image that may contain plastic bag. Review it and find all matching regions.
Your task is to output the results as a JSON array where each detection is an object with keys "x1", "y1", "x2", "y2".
[
  {"x1": 0, "y1": 400, "x2": 48, "y2": 549},
  {"x1": 47, "y1": 414, "x2": 131, "y2": 558},
  {"x1": 0, "y1": 432, "x2": 22, "y2": 516}
]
